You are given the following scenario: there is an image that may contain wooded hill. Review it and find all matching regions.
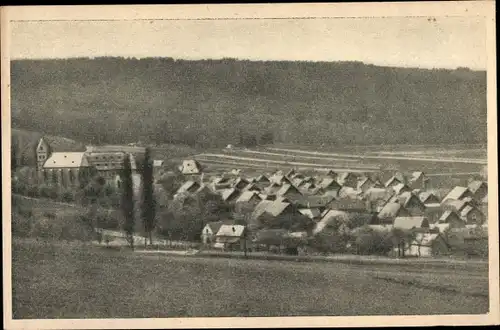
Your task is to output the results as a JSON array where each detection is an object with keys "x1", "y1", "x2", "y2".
[{"x1": 11, "y1": 58, "x2": 486, "y2": 148}]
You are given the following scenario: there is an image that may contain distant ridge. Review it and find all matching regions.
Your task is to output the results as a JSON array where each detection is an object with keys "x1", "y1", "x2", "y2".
[{"x1": 11, "y1": 57, "x2": 486, "y2": 148}]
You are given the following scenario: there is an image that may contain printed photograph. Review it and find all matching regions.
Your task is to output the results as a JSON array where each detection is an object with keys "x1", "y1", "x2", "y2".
[{"x1": 4, "y1": 4, "x2": 495, "y2": 323}]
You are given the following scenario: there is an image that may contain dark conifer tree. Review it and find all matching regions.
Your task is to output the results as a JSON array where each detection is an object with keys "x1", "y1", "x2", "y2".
[
  {"x1": 141, "y1": 147, "x2": 156, "y2": 245},
  {"x1": 121, "y1": 153, "x2": 135, "y2": 249}
]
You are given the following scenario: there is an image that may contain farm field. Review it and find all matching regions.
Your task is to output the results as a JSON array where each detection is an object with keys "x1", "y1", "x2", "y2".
[
  {"x1": 190, "y1": 144, "x2": 486, "y2": 188},
  {"x1": 12, "y1": 239, "x2": 489, "y2": 318}
]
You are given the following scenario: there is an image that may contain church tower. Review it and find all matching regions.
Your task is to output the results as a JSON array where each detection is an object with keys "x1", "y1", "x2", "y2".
[{"x1": 35, "y1": 137, "x2": 51, "y2": 170}]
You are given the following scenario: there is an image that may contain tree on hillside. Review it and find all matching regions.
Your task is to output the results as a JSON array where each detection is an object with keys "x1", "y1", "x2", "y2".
[
  {"x1": 141, "y1": 147, "x2": 156, "y2": 245},
  {"x1": 121, "y1": 153, "x2": 135, "y2": 249}
]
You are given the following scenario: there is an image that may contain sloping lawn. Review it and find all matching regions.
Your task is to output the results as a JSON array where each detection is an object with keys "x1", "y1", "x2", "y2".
[{"x1": 12, "y1": 239, "x2": 489, "y2": 318}]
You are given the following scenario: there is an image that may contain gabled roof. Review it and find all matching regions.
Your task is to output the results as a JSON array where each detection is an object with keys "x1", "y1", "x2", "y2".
[
  {"x1": 338, "y1": 186, "x2": 363, "y2": 199},
  {"x1": 252, "y1": 200, "x2": 275, "y2": 220},
  {"x1": 460, "y1": 205, "x2": 483, "y2": 218},
  {"x1": 357, "y1": 177, "x2": 374, "y2": 190},
  {"x1": 418, "y1": 191, "x2": 440, "y2": 204},
  {"x1": 378, "y1": 202, "x2": 406, "y2": 219},
  {"x1": 438, "y1": 210, "x2": 462, "y2": 223},
  {"x1": 221, "y1": 188, "x2": 240, "y2": 201},
  {"x1": 43, "y1": 152, "x2": 89, "y2": 168},
  {"x1": 294, "y1": 195, "x2": 336, "y2": 208},
  {"x1": 364, "y1": 187, "x2": 393, "y2": 202},
  {"x1": 385, "y1": 176, "x2": 402, "y2": 188},
  {"x1": 337, "y1": 172, "x2": 357, "y2": 185},
  {"x1": 442, "y1": 199, "x2": 469, "y2": 213},
  {"x1": 203, "y1": 221, "x2": 225, "y2": 235},
  {"x1": 265, "y1": 201, "x2": 292, "y2": 217},
  {"x1": 468, "y1": 180, "x2": 487, "y2": 194},
  {"x1": 153, "y1": 160, "x2": 164, "y2": 167},
  {"x1": 442, "y1": 186, "x2": 470, "y2": 203},
  {"x1": 254, "y1": 174, "x2": 270, "y2": 183},
  {"x1": 242, "y1": 183, "x2": 261, "y2": 192},
  {"x1": 393, "y1": 216, "x2": 429, "y2": 230},
  {"x1": 391, "y1": 192, "x2": 424, "y2": 209},
  {"x1": 176, "y1": 180, "x2": 199, "y2": 194},
  {"x1": 298, "y1": 208, "x2": 322, "y2": 219},
  {"x1": 235, "y1": 191, "x2": 261, "y2": 203},
  {"x1": 313, "y1": 209, "x2": 350, "y2": 235},
  {"x1": 392, "y1": 183, "x2": 411, "y2": 195},
  {"x1": 319, "y1": 178, "x2": 341, "y2": 190},
  {"x1": 412, "y1": 233, "x2": 447, "y2": 247},
  {"x1": 328, "y1": 198, "x2": 367, "y2": 211},
  {"x1": 179, "y1": 159, "x2": 202, "y2": 174},
  {"x1": 409, "y1": 171, "x2": 424, "y2": 182},
  {"x1": 276, "y1": 183, "x2": 302, "y2": 197},
  {"x1": 216, "y1": 224, "x2": 245, "y2": 237}
]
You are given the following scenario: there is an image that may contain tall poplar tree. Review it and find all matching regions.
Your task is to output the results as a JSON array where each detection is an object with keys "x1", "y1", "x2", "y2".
[
  {"x1": 121, "y1": 153, "x2": 135, "y2": 249},
  {"x1": 141, "y1": 147, "x2": 156, "y2": 245}
]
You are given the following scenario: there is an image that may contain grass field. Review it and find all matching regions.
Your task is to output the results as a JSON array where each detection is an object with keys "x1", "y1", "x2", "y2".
[{"x1": 12, "y1": 239, "x2": 489, "y2": 318}]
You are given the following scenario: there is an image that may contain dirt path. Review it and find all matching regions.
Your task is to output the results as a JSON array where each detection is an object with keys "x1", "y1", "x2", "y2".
[{"x1": 268, "y1": 147, "x2": 487, "y2": 164}]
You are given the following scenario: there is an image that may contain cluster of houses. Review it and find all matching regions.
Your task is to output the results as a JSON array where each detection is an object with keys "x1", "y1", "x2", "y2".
[{"x1": 172, "y1": 162, "x2": 488, "y2": 257}]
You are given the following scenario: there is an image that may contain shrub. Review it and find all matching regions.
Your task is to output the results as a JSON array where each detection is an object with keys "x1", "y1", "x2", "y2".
[
  {"x1": 354, "y1": 227, "x2": 393, "y2": 255},
  {"x1": 60, "y1": 189, "x2": 75, "y2": 203}
]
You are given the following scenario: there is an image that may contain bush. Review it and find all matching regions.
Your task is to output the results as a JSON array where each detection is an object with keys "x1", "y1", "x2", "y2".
[
  {"x1": 354, "y1": 227, "x2": 393, "y2": 255},
  {"x1": 60, "y1": 189, "x2": 75, "y2": 203},
  {"x1": 308, "y1": 231, "x2": 348, "y2": 254}
]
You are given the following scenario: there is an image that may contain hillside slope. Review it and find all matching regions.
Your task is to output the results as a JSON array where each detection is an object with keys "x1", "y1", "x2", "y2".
[{"x1": 11, "y1": 58, "x2": 487, "y2": 148}]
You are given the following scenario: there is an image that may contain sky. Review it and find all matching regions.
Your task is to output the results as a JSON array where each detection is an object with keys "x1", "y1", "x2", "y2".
[{"x1": 10, "y1": 17, "x2": 487, "y2": 70}]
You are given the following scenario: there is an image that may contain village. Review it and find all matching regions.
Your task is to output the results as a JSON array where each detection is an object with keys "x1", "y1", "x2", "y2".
[{"x1": 12, "y1": 135, "x2": 489, "y2": 259}]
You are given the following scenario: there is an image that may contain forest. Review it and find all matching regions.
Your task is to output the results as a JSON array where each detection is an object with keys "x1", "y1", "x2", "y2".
[{"x1": 11, "y1": 57, "x2": 487, "y2": 148}]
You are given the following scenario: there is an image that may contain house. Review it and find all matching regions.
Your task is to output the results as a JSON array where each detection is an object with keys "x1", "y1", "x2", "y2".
[
  {"x1": 264, "y1": 182, "x2": 282, "y2": 195},
  {"x1": 294, "y1": 195, "x2": 336, "y2": 210},
  {"x1": 201, "y1": 221, "x2": 225, "y2": 244},
  {"x1": 357, "y1": 177, "x2": 375, "y2": 193},
  {"x1": 389, "y1": 192, "x2": 426, "y2": 216},
  {"x1": 276, "y1": 184, "x2": 303, "y2": 200},
  {"x1": 459, "y1": 205, "x2": 485, "y2": 226},
  {"x1": 423, "y1": 202, "x2": 443, "y2": 223},
  {"x1": 242, "y1": 183, "x2": 262, "y2": 192},
  {"x1": 364, "y1": 187, "x2": 394, "y2": 212},
  {"x1": 179, "y1": 159, "x2": 202, "y2": 175},
  {"x1": 467, "y1": 180, "x2": 488, "y2": 202},
  {"x1": 406, "y1": 233, "x2": 450, "y2": 257},
  {"x1": 337, "y1": 172, "x2": 358, "y2": 188},
  {"x1": 318, "y1": 178, "x2": 342, "y2": 193},
  {"x1": 385, "y1": 175, "x2": 402, "y2": 188},
  {"x1": 393, "y1": 216, "x2": 430, "y2": 232},
  {"x1": 408, "y1": 171, "x2": 427, "y2": 190},
  {"x1": 254, "y1": 174, "x2": 270, "y2": 184},
  {"x1": 338, "y1": 186, "x2": 363, "y2": 200},
  {"x1": 235, "y1": 191, "x2": 262, "y2": 205},
  {"x1": 214, "y1": 225, "x2": 247, "y2": 251},
  {"x1": 175, "y1": 180, "x2": 201, "y2": 196},
  {"x1": 232, "y1": 177, "x2": 250, "y2": 190},
  {"x1": 42, "y1": 152, "x2": 91, "y2": 187},
  {"x1": 438, "y1": 210, "x2": 466, "y2": 229},
  {"x1": 390, "y1": 183, "x2": 412, "y2": 195},
  {"x1": 220, "y1": 188, "x2": 241, "y2": 202},
  {"x1": 376, "y1": 202, "x2": 410, "y2": 224},
  {"x1": 442, "y1": 199, "x2": 470, "y2": 213},
  {"x1": 327, "y1": 198, "x2": 368, "y2": 212},
  {"x1": 441, "y1": 186, "x2": 473, "y2": 204},
  {"x1": 418, "y1": 191, "x2": 440, "y2": 204}
]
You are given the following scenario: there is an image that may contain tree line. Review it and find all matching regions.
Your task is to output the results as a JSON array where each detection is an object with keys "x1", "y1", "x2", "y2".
[{"x1": 11, "y1": 57, "x2": 486, "y2": 148}]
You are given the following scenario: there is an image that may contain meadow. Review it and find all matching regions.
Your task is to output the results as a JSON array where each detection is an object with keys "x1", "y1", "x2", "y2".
[{"x1": 12, "y1": 239, "x2": 488, "y2": 319}]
